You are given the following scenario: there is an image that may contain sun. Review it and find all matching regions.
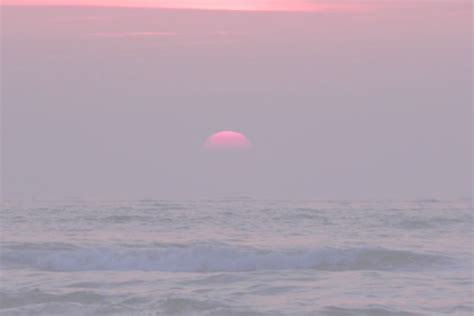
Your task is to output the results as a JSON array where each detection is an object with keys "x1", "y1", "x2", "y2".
[{"x1": 204, "y1": 131, "x2": 252, "y2": 150}]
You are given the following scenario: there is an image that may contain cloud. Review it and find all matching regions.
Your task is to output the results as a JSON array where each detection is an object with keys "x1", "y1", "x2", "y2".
[
  {"x1": 1, "y1": 0, "x2": 354, "y2": 12},
  {"x1": 89, "y1": 32, "x2": 177, "y2": 38}
]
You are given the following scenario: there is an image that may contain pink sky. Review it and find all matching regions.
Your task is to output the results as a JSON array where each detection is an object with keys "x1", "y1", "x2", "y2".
[
  {"x1": 0, "y1": 0, "x2": 356, "y2": 11},
  {"x1": 2, "y1": 0, "x2": 471, "y2": 199}
]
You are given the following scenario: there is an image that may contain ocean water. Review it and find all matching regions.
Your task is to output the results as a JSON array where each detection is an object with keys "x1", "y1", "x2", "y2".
[{"x1": 0, "y1": 199, "x2": 472, "y2": 316}]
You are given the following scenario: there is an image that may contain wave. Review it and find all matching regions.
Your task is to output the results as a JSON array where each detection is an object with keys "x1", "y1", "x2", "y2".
[
  {"x1": 0, "y1": 290, "x2": 106, "y2": 310},
  {"x1": 1, "y1": 243, "x2": 450, "y2": 273},
  {"x1": 321, "y1": 306, "x2": 425, "y2": 316},
  {"x1": 0, "y1": 292, "x2": 245, "y2": 316}
]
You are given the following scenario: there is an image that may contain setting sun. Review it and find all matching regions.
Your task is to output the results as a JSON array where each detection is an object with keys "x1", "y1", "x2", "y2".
[{"x1": 204, "y1": 131, "x2": 252, "y2": 150}]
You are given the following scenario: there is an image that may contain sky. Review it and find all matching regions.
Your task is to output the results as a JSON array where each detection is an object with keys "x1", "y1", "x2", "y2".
[{"x1": 1, "y1": 1, "x2": 472, "y2": 200}]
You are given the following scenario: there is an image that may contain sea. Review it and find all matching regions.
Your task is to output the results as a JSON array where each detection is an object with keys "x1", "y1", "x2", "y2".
[{"x1": 0, "y1": 199, "x2": 472, "y2": 316}]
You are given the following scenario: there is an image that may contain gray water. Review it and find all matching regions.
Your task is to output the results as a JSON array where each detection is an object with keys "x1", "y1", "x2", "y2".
[{"x1": 0, "y1": 199, "x2": 472, "y2": 315}]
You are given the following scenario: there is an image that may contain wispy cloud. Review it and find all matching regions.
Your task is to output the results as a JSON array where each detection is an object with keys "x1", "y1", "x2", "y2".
[
  {"x1": 89, "y1": 32, "x2": 177, "y2": 38},
  {"x1": 1, "y1": 0, "x2": 355, "y2": 12}
]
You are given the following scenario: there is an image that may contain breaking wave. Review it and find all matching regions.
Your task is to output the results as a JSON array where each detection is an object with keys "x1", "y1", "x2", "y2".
[{"x1": 1, "y1": 243, "x2": 450, "y2": 273}]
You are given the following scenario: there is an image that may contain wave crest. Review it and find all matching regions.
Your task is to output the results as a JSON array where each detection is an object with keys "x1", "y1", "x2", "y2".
[{"x1": 1, "y1": 243, "x2": 449, "y2": 273}]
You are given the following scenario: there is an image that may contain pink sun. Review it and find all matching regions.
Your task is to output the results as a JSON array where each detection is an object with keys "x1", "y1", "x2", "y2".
[{"x1": 204, "y1": 131, "x2": 252, "y2": 150}]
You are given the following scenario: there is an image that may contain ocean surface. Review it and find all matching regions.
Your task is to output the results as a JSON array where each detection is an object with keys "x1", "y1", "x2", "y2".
[{"x1": 0, "y1": 199, "x2": 472, "y2": 316}]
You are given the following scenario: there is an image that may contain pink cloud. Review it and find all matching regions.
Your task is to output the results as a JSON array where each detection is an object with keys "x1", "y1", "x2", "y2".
[
  {"x1": 89, "y1": 32, "x2": 177, "y2": 38},
  {"x1": 0, "y1": 0, "x2": 355, "y2": 12}
]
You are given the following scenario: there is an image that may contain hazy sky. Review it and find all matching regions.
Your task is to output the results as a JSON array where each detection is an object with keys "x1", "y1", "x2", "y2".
[{"x1": 1, "y1": 1, "x2": 472, "y2": 200}]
